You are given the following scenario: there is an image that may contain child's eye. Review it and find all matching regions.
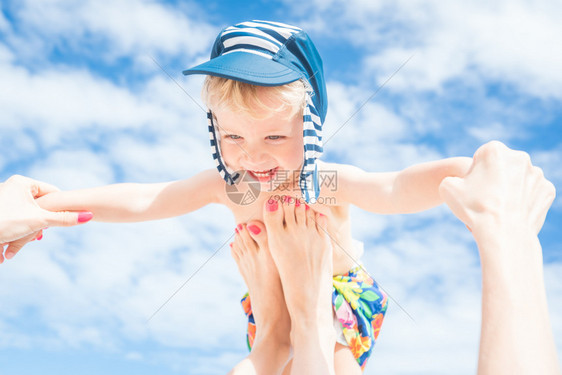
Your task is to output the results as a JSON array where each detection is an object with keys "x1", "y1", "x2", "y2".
[
  {"x1": 225, "y1": 134, "x2": 242, "y2": 140},
  {"x1": 267, "y1": 136, "x2": 284, "y2": 140}
]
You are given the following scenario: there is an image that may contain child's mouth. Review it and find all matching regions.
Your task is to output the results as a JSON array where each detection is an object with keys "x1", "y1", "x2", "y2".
[{"x1": 247, "y1": 167, "x2": 278, "y2": 182}]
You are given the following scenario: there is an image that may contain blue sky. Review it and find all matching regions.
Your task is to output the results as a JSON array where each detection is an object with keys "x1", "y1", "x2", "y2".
[{"x1": 1, "y1": 0, "x2": 561, "y2": 374}]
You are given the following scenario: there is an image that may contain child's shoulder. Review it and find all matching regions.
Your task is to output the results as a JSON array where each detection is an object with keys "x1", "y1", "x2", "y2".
[
  {"x1": 316, "y1": 159, "x2": 390, "y2": 206},
  {"x1": 316, "y1": 160, "x2": 364, "y2": 204},
  {"x1": 190, "y1": 168, "x2": 225, "y2": 185},
  {"x1": 316, "y1": 160, "x2": 370, "y2": 182},
  {"x1": 186, "y1": 168, "x2": 226, "y2": 204},
  {"x1": 316, "y1": 159, "x2": 351, "y2": 172}
]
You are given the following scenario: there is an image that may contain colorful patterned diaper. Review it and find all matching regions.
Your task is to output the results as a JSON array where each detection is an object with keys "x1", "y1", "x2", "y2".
[{"x1": 241, "y1": 265, "x2": 388, "y2": 370}]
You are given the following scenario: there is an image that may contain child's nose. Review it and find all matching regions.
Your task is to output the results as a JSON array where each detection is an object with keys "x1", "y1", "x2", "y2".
[{"x1": 243, "y1": 143, "x2": 269, "y2": 165}]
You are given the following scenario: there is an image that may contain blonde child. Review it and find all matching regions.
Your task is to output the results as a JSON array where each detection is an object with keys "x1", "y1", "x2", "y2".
[{"x1": 35, "y1": 20, "x2": 471, "y2": 374}]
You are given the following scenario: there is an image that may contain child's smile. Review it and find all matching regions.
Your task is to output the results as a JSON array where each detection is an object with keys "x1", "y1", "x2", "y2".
[{"x1": 246, "y1": 167, "x2": 279, "y2": 183}]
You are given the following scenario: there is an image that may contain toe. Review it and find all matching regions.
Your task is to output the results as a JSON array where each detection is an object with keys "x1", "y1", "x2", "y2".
[
  {"x1": 315, "y1": 212, "x2": 328, "y2": 234},
  {"x1": 294, "y1": 197, "x2": 306, "y2": 225},
  {"x1": 247, "y1": 220, "x2": 268, "y2": 249},
  {"x1": 314, "y1": 213, "x2": 333, "y2": 255},
  {"x1": 230, "y1": 242, "x2": 239, "y2": 261},
  {"x1": 238, "y1": 224, "x2": 259, "y2": 253},
  {"x1": 305, "y1": 203, "x2": 316, "y2": 228},
  {"x1": 281, "y1": 195, "x2": 296, "y2": 227},
  {"x1": 231, "y1": 234, "x2": 244, "y2": 261},
  {"x1": 263, "y1": 196, "x2": 283, "y2": 229}
]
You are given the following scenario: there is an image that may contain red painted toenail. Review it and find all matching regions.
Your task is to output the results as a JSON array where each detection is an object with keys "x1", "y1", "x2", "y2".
[
  {"x1": 229, "y1": 242, "x2": 233, "y2": 248},
  {"x1": 266, "y1": 199, "x2": 278, "y2": 212},
  {"x1": 248, "y1": 225, "x2": 261, "y2": 235},
  {"x1": 295, "y1": 199, "x2": 301, "y2": 207},
  {"x1": 305, "y1": 204, "x2": 310, "y2": 210},
  {"x1": 237, "y1": 224, "x2": 243, "y2": 231}
]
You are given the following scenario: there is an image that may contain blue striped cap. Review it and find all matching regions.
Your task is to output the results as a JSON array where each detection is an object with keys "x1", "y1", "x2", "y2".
[
  {"x1": 183, "y1": 20, "x2": 327, "y2": 122},
  {"x1": 183, "y1": 20, "x2": 326, "y2": 203}
]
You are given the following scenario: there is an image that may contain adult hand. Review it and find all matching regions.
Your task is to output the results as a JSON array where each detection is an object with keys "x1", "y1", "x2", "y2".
[
  {"x1": 0, "y1": 175, "x2": 93, "y2": 263},
  {"x1": 438, "y1": 141, "x2": 556, "y2": 238},
  {"x1": 438, "y1": 142, "x2": 559, "y2": 374}
]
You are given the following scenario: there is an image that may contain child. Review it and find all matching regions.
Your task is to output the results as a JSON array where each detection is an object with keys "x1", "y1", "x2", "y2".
[{"x1": 37, "y1": 20, "x2": 471, "y2": 373}]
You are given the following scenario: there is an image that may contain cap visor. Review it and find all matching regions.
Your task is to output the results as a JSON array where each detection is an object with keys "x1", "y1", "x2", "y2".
[{"x1": 182, "y1": 51, "x2": 302, "y2": 86}]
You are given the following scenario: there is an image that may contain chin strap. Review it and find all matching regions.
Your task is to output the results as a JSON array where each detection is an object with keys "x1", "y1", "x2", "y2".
[
  {"x1": 208, "y1": 110, "x2": 240, "y2": 185},
  {"x1": 299, "y1": 93, "x2": 323, "y2": 203}
]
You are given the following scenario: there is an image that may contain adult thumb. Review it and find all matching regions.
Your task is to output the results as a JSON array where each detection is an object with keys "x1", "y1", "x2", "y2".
[
  {"x1": 439, "y1": 176, "x2": 471, "y2": 226},
  {"x1": 43, "y1": 210, "x2": 94, "y2": 228},
  {"x1": 439, "y1": 176, "x2": 463, "y2": 204}
]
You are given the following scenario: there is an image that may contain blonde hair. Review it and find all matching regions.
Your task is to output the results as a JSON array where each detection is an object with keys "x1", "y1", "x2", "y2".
[{"x1": 201, "y1": 76, "x2": 309, "y2": 119}]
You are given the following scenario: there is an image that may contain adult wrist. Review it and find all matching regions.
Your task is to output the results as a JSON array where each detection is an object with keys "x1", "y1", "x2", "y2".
[
  {"x1": 470, "y1": 212, "x2": 535, "y2": 244},
  {"x1": 472, "y1": 217, "x2": 544, "y2": 287}
]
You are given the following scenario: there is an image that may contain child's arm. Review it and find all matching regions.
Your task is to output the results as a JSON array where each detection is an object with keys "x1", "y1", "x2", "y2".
[
  {"x1": 335, "y1": 157, "x2": 472, "y2": 214},
  {"x1": 36, "y1": 169, "x2": 223, "y2": 222}
]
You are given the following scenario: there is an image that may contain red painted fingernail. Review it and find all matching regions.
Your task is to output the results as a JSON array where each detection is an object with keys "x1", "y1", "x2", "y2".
[
  {"x1": 305, "y1": 204, "x2": 310, "y2": 211},
  {"x1": 266, "y1": 199, "x2": 278, "y2": 212},
  {"x1": 248, "y1": 225, "x2": 261, "y2": 235},
  {"x1": 295, "y1": 199, "x2": 301, "y2": 207},
  {"x1": 78, "y1": 212, "x2": 93, "y2": 223}
]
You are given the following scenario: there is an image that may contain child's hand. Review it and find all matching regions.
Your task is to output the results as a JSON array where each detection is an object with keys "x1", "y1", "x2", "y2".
[
  {"x1": 439, "y1": 141, "x2": 556, "y2": 237},
  {"x1": 0, "y1": 175, "x2": 93, "y2": 263}
]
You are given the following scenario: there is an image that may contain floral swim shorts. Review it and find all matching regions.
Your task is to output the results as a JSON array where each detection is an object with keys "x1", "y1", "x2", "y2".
[{"x1": 240, "y1": 265, "x2": 388, "y2": 370}]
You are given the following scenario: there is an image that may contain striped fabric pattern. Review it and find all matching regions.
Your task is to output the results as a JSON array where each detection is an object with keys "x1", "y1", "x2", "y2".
[
  {"x1": 300, "y1": 93, "x2": 323, "y2": 202},
  {"x1": 208, "y1": 111, "x2": 239, "y2": 185},
  {"x1": 207, "y1": 20, "x2": 324, "y2": 202}
]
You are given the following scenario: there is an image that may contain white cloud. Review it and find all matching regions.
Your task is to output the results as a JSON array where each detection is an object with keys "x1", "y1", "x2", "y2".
[
  {"x1": 0, "y1": 50, "x2": 211, "y2": 181},
  {"x1": 532, "y1": 146, "x2": 562, "y2": 182},
  {"x1": 467, "y1": 121, "x2": 523, "y2": 143},
  {"x1": 290, "y1": 0, "x2": 562, "y2": 99},
  {"x1": 0, "y1": 62, "x2": 193, "y2": 139},
  {"x1": 0, "y1": 9, "x2": 9, "y2": 33},
  {"x1": 322, "y1": 81, "x2": 444, "y2": 171},
  {"x1": 28, "y1": 149, "x2": 115, "y2": 189},
  {"x1": 5, "y1": 0, "x2": 215, "y2": 64},
  {"x1": 0, "y1": 43, "x2": 14, "y2": 64}
]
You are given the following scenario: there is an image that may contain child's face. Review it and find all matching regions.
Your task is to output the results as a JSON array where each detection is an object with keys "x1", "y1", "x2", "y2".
[{"x1": 213, "y1": 88, "x2": 304, "y2": 191}]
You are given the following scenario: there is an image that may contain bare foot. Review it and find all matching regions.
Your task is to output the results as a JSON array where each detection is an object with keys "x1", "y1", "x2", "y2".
[
  {"x1": 263, "y1": 196, "x2": 334, "y2": 327},
  {"x1": 228, "y1": 220, "x2": 292, "y2": 374},
  {"x1": 263, "y1": 196, "x2": 336, "y2": 374}
]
